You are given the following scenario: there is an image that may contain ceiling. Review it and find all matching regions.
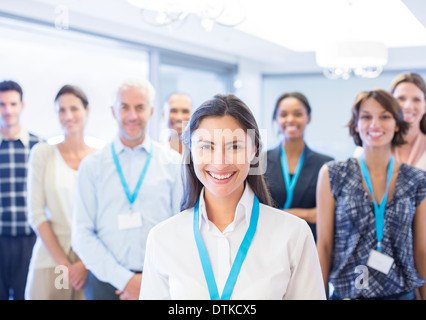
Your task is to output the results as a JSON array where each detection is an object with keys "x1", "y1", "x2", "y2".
[{"x1": 1, "y1": 0, "x2": 426, "y2": 74}]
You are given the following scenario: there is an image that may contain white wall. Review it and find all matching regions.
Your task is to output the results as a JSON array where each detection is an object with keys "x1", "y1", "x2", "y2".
[
  {"x1": 234, "y1": 58, "x2": 264, "y2": 125},
  {"x1": 157, "y1": 63, "x2": 229, "y2": 141},
  {"x1": 0, "y1": 25, "x2": 149, "y2": 145}
]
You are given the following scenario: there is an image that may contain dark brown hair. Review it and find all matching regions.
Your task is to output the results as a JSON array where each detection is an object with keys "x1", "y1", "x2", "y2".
[
  {"x1": 55, "y1": 84, "x2": 89, "y2": 109},
  {"x1": 180, "y1": 94, "x2": 272, "y2": 210},
  {"x1": 390, "y1": 72, "x2": 426, "y2": 134},
  {"x1": 347, "y1": 89, "x2": 409, "y2": 147},
  {"x1": 0, "y1": 80, "x2": 23, "y2": 101},
  {"x1": 272, "y1": 91, "x2": 312, "y2": 121}
]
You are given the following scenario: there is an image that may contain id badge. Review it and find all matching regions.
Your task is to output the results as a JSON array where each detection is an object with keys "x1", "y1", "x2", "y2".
[
  {"x1": 118, "y1": 212, "x2": 142, "y2": 230},
  {"x1": 367, "y1": 249, "x2": 394, "y2": 274}
]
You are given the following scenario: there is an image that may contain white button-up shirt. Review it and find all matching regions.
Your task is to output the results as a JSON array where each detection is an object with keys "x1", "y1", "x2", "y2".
[{"x1": 140, "y1": 185, "x2": 326, "y2": 300}]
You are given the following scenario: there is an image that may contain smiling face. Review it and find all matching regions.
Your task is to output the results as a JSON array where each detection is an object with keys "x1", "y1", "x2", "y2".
[
  {"x1": 191, "y1": 115, "x2": 256, "y2": 202},
  {"x1": 0, "y1": 90, "x2": 24, "y2": 130},
  {"x1": 392, "y1": 81, "x2": 426, "y2": 127},
  {"x1": 112, "y1": 85, "x2": 153, "y2": 147},
  {"x1": 275, "y1": 97, "x2": 310, "y2": 141},
  {"x1": 166, "y1": 94, "x2": 192, "y2": 135},
  {"x1": 56, "y1": 93, "x2": 88, "y2": 136},
  {"x1": 356, "y1": 97, "x2": 399, "y2": 150}
]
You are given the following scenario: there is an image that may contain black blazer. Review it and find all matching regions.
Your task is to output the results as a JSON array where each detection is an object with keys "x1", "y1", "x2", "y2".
[{"x1": 264, "y1": 144, "x2": 334, "y2": 240}]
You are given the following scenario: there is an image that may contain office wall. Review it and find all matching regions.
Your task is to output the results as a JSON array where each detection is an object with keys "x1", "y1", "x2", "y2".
[
  {"x1": 157, "y1": 63, "x2": 230, "y2": 141},
  {"x1": 0, "y1": 25, "x2": 149, "y2": 146},
  {"x1": 0, "y1": 23, "x2": 234, "y2": 146}
]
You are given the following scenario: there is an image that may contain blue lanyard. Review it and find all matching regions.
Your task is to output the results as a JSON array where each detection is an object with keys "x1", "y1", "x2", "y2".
[
  {"x1": 111, "y1": 142, "x2": 153, "y2": 210},
  {"x1": 193, "y1": 194, "x2": 260, "y2": 300},
  {"x1": 359, "y1": 156, "x2": 394, "y2": 251},
  {"x1": 280, "y1": 145, "x2": 305, "y2": 209}
]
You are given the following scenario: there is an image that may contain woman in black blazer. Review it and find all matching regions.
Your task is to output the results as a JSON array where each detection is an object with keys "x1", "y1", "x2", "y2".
[{"x1": 264, "y1": 92, "x2": 333, "y2": 241}]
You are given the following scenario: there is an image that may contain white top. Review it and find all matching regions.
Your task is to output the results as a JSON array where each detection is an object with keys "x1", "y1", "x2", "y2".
[
  {"x1": 139, "y1": 185, "x2": 326, "y2": 300},
  {"x1": 27, "y1": 143, "x2": 77, "y2": 269},
  {"x1": 54, "y1": 147, "x2": 78, "y2": 225},
  {"x1": 416, "y1": 151, "x2": 426, "y2": 171}
]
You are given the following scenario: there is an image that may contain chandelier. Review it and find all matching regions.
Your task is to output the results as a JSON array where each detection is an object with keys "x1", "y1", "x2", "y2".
[
  {"x1": 127, "y1": 0, "x2": 246, "y2": 32},
  {"x1": 315, "y1": 41, "x2": 388, "y2": 80}
]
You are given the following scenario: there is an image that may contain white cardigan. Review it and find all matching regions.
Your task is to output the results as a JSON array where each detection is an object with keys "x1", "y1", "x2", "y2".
[{"x1": 27, "y1": 143, "x2": 76, "y2": 269}]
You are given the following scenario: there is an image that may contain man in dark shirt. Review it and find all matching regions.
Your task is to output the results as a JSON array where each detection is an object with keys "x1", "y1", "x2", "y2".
[{"x1": 0, "y1": 80, "x2": 42, "y2": 300}]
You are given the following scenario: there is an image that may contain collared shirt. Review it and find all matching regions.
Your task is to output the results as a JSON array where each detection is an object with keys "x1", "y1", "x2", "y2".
[
  {"x1": 71, "y1": 135, "x2": 183, "y2": 291},
  {"x1": 139, "y1": 185, "x2": 326, "y2": 300},
  {"x1": 0, "y1": 129, "x2": 42, "y2": 236}
]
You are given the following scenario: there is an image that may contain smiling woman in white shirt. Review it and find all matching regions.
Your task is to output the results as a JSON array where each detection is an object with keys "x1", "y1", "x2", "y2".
[
  {"x1": 25, "y1": 85, "x2": 95, "y2": 300},
  {"x1": 139, "y1": 94, "x2": 326, "y2": 300}
]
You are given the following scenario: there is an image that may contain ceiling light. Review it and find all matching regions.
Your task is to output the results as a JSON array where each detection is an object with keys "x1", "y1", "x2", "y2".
[
  {"x1": 234, "y1": 0, "x2": 426, "y2": 52},
  {"x1": 127, "y1": 0, "x2": 246, "y2": 32},
  {"x1": 315, "y1": 41, "x2": 388, "y2": 79}
]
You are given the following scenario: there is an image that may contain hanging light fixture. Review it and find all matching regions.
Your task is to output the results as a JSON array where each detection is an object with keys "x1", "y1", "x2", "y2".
[
  {"x1": 127, "y1": 0, "x2": 246, "y2": 32},
  {"x1": 315, "y1": 41, "x2": 388, "y2": 80}
]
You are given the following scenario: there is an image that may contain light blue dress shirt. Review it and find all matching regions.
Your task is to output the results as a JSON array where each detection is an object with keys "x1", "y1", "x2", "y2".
[{"x1": 71, "y1": 135, "x2": 183, "y2": 291}]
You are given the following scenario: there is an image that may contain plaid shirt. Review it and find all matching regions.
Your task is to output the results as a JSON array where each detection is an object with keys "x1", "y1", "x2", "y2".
[{"x1": 0, "y1": 130, "x2": 42, "y2": 236}]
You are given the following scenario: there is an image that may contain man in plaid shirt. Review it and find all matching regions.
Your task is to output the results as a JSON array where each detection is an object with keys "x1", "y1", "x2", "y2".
[{"x1": 0, "y1": 81, "x2": 42, "y2": 300}]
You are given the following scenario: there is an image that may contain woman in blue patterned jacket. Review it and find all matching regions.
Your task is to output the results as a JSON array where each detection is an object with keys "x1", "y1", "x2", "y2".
[{"x1": 316, "y1": 89, "x2": 426, "y2": 300}]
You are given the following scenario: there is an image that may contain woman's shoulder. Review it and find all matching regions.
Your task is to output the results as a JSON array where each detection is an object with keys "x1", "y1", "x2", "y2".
[
  {"x1": 31, "y1": 141, "x2": 54, "y2": 152},
  {"x1": 30, "y1": 142, "x2": 57, "y2": 160},
  {"x1": 148, "y1": 209, "x2": 193, "y2": 240},
  {"x1": 324, "y1": 157, "x2": 357, "y2": 172},
  {"x1": 398, "y1": 163, "x2": 426, "y2": 189},
  {"x1": 400, "y1": 162, "x2": 426, "y2": 178},
  {"x1": 259, "y1": 203, "x2": 312, "y2": 235},
  {"x1": 393, "y1": 163, "x2": 426, "y2": 206},
  {"x1": 323, "y1": 158, "x2": 360, "y2": 193},
  {"x1": 266, "y1": 144, "x2": 280, "y2": 154},
  {"x1": 265, "y1": 145, "x2": 281, "y2": 162}
]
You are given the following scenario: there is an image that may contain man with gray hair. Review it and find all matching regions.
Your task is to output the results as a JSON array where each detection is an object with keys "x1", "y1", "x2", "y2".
[{"x1": 72, "y1": 78, "x2": 182, "y2": 300}]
